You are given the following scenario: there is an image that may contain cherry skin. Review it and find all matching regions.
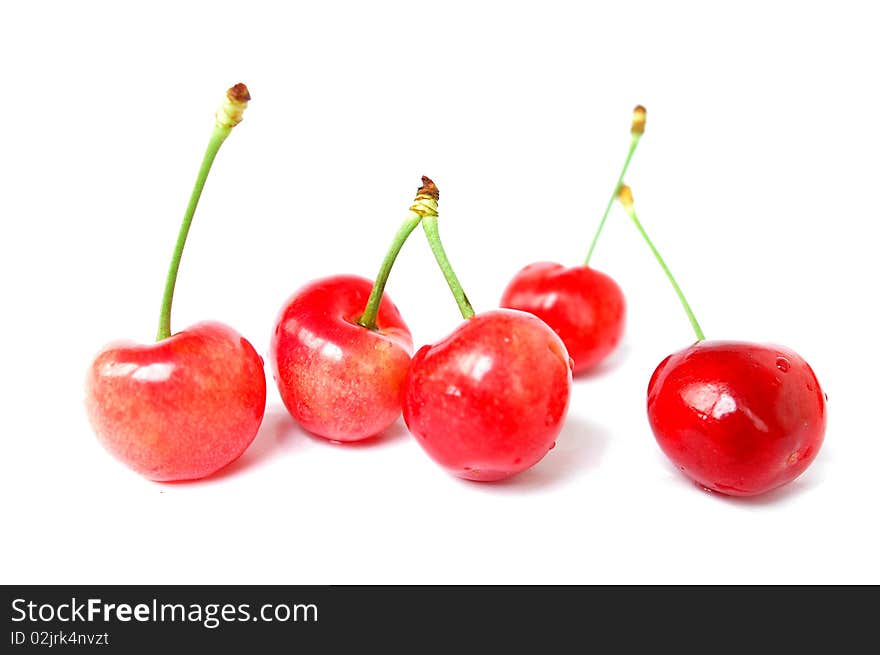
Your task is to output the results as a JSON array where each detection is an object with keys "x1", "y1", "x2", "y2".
[
  {"x1": 86, "y1": 322, "x2": 267, "y2": 481},
  {"x1": 501, "y1": 262, "x2": 625, "y2": 374},
  {"x1": 271, "y1": 274, "x2": 413, "y2": 442},
  {"x1": 403, "y1": 309, "x2": 572, "y2": 481},
  {"x1": 647, "y1": 340, "x2": 826, "y2": 497}
]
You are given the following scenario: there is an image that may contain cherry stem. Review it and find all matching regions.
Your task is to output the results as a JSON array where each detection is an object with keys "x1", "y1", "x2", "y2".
[
  {"x1": 584, "y1": 105, "x2": 647, "y2": 266},
  {"x1": 617, "y1": 185, "x2": 705, "y2": 341},
  {"x1": 156, "y1": 84, "x2": 250, "y2": 341},
  {"x1": 417, "y1": 177, "x2": 476, "y2": 320},
  {"x1": 357, "y1": 187, "x2": 432, "y2": 330}
]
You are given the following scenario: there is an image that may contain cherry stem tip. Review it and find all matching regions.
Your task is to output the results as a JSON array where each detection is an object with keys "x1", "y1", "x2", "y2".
[
  {"x1": 631, "y1": 105, "x2": 647, "y2": 136},
  {"x1": 215, "y1": 82, "x2": 251, "y2": 131}
]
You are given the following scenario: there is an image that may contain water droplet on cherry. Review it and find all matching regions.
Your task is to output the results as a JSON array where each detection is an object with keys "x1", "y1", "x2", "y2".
[{"x1": 775, "y1": 356, "x2": 790, "y2": 373}]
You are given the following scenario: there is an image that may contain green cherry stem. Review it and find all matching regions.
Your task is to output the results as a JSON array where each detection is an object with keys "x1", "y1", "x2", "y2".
[
  {"x1": 584, "y1": 105, "x2": 647, "y2": 265},
  {"x1": 357, "y1": 179, "x2": 438, "y2": 330},
  {"x1": 156, "y1": 83, "x2": 251, "y2": 341},
  {"x1": 617, "y1": 184, "x2": 705, "y2": 341},
  {"x1": 418, "y1": 177, "x2": 476, "y2": 320}
]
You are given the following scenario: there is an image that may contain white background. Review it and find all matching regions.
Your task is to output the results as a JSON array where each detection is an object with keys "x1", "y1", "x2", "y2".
[{"x1": 2, "y1": 1, "x2": 878, "y2": 584}]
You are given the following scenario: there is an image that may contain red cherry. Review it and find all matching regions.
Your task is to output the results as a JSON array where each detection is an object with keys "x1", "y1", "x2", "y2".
[
  {"x1": 269, "y1": 178, "x2": 438, "y2": 442},
  {"x1": 613, "y1": 184, "x2": 826, "y2": 497},
  {"x1": 271, "y1": 275, "x2": 413, "y2": 442},
  {"x1": 403, "y1": 309, "x2": 572, "y2": 481},
  {"x1": 500, "y1": 262, "x2": 625, "y2": 373},
  {"x1": 499, "y1": 107, "x2": 646, "y2": 374},
  {"x1": 86, "y1": 84, "x2": 266, "y2": 481},
  {"x1": 86, "y1": 322, "x2": 267, "y2": 481},
  {"x1": 647, "y1": 340, "x2": 826, "y2": 496}
]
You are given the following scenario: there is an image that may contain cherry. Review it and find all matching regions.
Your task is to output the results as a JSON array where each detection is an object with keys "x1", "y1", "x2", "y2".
[
  {"x1": 501, "y1": 263, "x2": 624, "y2": 373},
  {"x1": 647, "y1": 341, "x2": 826, "y2": 496},
  {"x1": 87, "y1": 323, "x2": 266, "y2": 481},
  {"x1": 269, "y1": 179, "x2": 438, "y2": 441},
  {"x1": 405, "y1": 309, "x2": 572, "y2": 481},
  {"x1": 500, "y1": 106, "x2": 645, "y2": 373},
  {"x1": 270, "y1": 275, "x2": 412, "y2": 441},
  {"x1": 86, "y1": 84, "x2": 266, "y2": 481},
  {"x1": 616, "y1": 184, "x2": 827, "y2": 496},
  {"x1": 402, "y1": 180, "x2": 573, "y2": 481}
]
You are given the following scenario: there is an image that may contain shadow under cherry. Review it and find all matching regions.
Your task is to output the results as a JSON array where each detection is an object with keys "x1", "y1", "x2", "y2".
[
  {"x1": 469, "y1": 415, "x2": 612, "y2": 493},
  {"x1": 204, "y1": 406, "x2": 308, "y2": 482},
  {"x1": 659, "y1": 451, "x2": 829, "y2": 509},
  {"x1": 306, "y1": 418, "x2": 410, "y2": 450},
  {"x1": 573, "y1": 343, "x2": 631, "y2": 381}
]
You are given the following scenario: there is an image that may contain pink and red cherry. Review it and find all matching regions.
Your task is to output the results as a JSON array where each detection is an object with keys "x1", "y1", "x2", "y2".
[
  {"x1": 87, "y1": 322, "x2": 266, "y2": 481},
  {"x1": 271, "y1": 275, "x2": 412, "y2": 442},
  {"x1": 86, "y1": 84, "x2": 267, "y2": 481},
  {"x1": 615, "y1": 184, "x2": 826, "y2": 497},
  {"x1": 402, "y1": 181, "x2": 573, "y2": 480},
  {"x1": 268, "y1": 178, "x2": 437, "y2": 442},
  {"x1": 501, "y1": 106, "x2": 646, "y2": 374}
]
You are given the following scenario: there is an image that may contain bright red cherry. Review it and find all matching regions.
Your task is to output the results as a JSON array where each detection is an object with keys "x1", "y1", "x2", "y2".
[
  {"x1": 401, "y1": 179, "x2": 572, "y2": 480},
  {"x1": 85, "y1": 84, "x2": 267, "y2": 481},
  {"x1": 500, "y1": 106, "x2": 646, "y2": 373},
  {"x1": 647, "y1": 341, "x2": 826, "y2": 496},
  {"x1": 404, "y1": 309, "x2": 572, "y2": 481},
  {"x1": 87, "y1": 322, "x2": 266, "y2": 481},
  {"x1": 615, "y1": 183, "x2": 826, "y2": 496},
  {"x1": 271, "y1": 275, "x2": 412, "y2": 441},
  {"x1": 269, "y1": 178, "x2": 438, "y2": 442},
  {"x1": 501, "y1": 262, "x2": 625, "y2": 373}
]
